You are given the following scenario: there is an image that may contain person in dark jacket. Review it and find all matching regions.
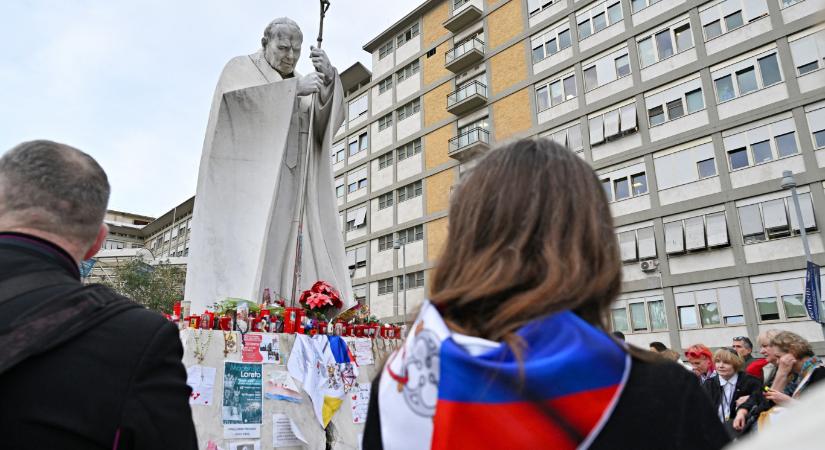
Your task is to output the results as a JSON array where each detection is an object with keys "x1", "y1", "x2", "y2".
[
  {"x1": 0, "y1": 140, "x2": 197, "y2": 449},
  {"x1": 363, "y1": 138, "x2": 729, "y2": 450},
  {"x1": 702, "y1": 348, "x2": 762, "y2": 435}
]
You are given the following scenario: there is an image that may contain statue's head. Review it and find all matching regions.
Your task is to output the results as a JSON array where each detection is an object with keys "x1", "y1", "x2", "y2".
[{"x1": 261, "y1": 17, "x2": 303, "y2": 76}]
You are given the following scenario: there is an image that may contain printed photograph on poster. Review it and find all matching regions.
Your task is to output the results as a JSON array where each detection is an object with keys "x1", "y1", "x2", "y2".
[
  {"x1": 187, "y1": 365, "x2": 216, "y2": 406},
  {"x1": 273, "y1": 413, "x2": 307, "y2": 448},
  {"x1": 259, "y1": 334, "x2": 280, "y2": 364},
  {"x1": 264, "y1": 370, "x2": 303, "y2": 403},
  {"x1": 222, "y1": 362, "x2": 263, "y2": 425},
  {"x1": 228, "y1": 441, "x2": 260, "y2": 450},
  {"x1": 351, "y1": 382, "x2": 370, "y2": 424}
]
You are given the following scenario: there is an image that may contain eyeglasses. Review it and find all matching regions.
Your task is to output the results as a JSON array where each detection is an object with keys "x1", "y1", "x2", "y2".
[{"x1": 685, "y1": 350, "x2": 709, "y2": 359}]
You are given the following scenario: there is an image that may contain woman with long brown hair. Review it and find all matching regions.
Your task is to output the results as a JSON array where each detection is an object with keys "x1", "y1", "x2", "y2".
[{"x1": 362, "y1": 138, "x2": 728, "y2": 449}]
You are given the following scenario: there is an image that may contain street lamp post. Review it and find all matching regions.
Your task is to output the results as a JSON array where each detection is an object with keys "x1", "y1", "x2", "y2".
[
  {"x1": 393, "y1": 239, "x2": 407, "y2": 327},
  {"x1": 781, "y1": 170, "x2": 825, "y2": 337}
]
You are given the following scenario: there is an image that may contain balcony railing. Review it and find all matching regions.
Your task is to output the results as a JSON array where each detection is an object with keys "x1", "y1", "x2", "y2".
[
  {"x1": 446, "y1": 80, "x2": 488, "y2": 115},
  {"x1": 443, "y1": 4, "x2": 483, "y2": 33},
  {"x1": 445, "y1": 37, "x2": 485, "y2": 72},
  {"x1": 448, "y1": 127, "x2": 490, "y2": 159}
]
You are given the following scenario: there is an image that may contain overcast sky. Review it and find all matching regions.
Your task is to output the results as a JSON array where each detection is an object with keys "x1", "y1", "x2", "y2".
[{"x1": 0, "y1": 0, "x2": 422, "y2": 217}]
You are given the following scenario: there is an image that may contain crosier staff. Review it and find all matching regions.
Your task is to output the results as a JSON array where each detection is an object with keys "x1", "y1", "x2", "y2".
[{"x1": 290, "y1": 0, "x2": 332, "y2": 308}]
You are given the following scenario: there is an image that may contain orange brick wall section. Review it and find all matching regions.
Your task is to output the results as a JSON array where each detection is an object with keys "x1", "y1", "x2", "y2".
[
  {"x1": 423, "y1": 0, "x2": 450, "y2": 49},
  {"x1": 425, "y1": 124, "x2": 454, "y2": 170},
  {"x1": 423, "y1": 41, "x2": 452, "y2": 86},
  {"x1": 427, "y1": 216, "x2": 450, "y2": 264},
  {"x1": 487, "y1": 0, "x2": 524, "y2": 50},
  {"x1": 489, "y1": 41, "x2": 528, "y2": 96},
  {"x1": 425, "y1": 169, "x2": 455, "y2": 215},
  {"x1": 423, "y1": 81, "x2": 454, "y2": 128},
  {"x1": 492, "y1": 88, "x2": 532, "y2": 141}
]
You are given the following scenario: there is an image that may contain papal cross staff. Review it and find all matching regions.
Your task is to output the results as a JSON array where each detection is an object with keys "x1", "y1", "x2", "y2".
[{"x1": 290, "y1": 0, "x2": 332, "y2": 308}]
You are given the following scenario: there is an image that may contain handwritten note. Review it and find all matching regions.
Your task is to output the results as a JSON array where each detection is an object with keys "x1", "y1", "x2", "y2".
[
  {"x1": 351, "y1": 383, "x2": 370, "y2": 424},
  {"x1": 273, "y1": 413, "x2": 307, "y2": 448},
  {"x1": 353, "y1": 338, "x2": 374, "y2": 366},
  {"x1": 186, "y1": 365, "x2": 216, "y2": 406}
]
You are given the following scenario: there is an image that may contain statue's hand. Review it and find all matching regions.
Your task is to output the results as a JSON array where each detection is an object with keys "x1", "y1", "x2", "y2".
[
  {"x1": 310, "y1": 46, "x2": 335, "y2": 85},
  {"x1": 297, "y1": 72, "x2": 324, "y2": 96}
]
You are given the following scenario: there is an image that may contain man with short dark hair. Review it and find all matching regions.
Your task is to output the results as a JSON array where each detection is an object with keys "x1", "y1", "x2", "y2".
[
  {"x1": 0, "y1": 140, "x2": 197, "y2": 449},
  {"x1": 649, "y1": 341, "x2": 667, "y2": 353},
  {"x1": 733, "y1": 335, "x2": 768, "y2": 382}
]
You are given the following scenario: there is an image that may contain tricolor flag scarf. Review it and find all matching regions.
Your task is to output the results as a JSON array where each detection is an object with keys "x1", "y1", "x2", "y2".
[
  {"x1": 378, "y1": 301, "x2": 630, "y2": 449},
  {"x1": 288, "y1": 334, "x2": 359, "y2": 428}
]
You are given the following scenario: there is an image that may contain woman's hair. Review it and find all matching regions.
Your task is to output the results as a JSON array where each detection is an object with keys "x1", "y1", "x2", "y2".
[
  {"x1": 757, "y1": 329, "x2": 781, "y2": 347},
  {"x1": 770, "y1": 331, "x2": 814, "y2": 359},
  {"x1": 713, "y1": 348, "x2": 744, "y2": 372},
  {"x1": 429, "y1": 138, "x2": 622, "y2": 343},
  {"x1": 660, "y1": 349, "x2": 681, "y2": 362}
]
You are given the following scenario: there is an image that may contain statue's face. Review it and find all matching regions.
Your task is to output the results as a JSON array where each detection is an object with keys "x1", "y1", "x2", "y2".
[{"x1": 263, "y1": 27, "x2": 302, "y2": 75}]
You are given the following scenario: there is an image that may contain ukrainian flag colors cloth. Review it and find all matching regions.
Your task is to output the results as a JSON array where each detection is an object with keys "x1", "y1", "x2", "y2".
[
  {"x1": 287, "y1": 334, "x2": 358, "y2": 427},
  {"x1": 378, "y1": 301, "x2": 631, "y2": 450}
]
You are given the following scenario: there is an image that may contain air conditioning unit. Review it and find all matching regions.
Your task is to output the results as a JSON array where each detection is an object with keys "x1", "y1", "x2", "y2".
[{"x1": 640, "y1": 260, "x2": 659, "y2": 273}]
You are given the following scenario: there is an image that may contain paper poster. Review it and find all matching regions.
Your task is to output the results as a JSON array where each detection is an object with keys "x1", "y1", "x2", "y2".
[
  {"x1": 353, "y1": 338, "x2": 374, "y2": 366},
  {"x1": 223, "y1": 425, "x2": 260, "y2": 439},
  {"x1": 187, "y1": 365, "x2": 216, "y2": 406},
  {"x1": 264, "y1": 371, "x2": 303, "y2": 403},
  {"x1": 242, "y1": 334, "x2": 263, "y2": 363},
  {"x1": 228, "y1": 441, "x2": 260, "y2": 450},
  {"x1": 222, "y1": 362, "x2": 263, "y2": 426},
  {"x1": 350, "y1": 382, "x2": 370, "y2": 424},
  {"x1": 273, "y1": 413, "x2": 307, "y2": 448},
  {"x1": 260, "y1": 334, "x2": 281, "y2": 364}
]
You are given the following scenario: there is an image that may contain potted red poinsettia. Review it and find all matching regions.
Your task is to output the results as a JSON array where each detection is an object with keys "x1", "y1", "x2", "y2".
[{"x1": 298, "y1": 281, "x2": 343, "y2": 327}]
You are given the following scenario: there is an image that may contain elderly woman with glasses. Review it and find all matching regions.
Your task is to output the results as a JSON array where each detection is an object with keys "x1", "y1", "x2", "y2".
[{"x1": 702, "y1": 348, "x2": 762, "y2": 434}]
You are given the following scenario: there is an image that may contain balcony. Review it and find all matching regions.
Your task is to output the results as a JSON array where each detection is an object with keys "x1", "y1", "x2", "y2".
[
  {"x1": 443, "y1": 5, "x2": 483, "y2": 33},
  {"x1": 448, "y1": 127, "x2": 490, "y2": 161},
  {"x1": 445, "y1": 38, "x2": 485, "y2": 73},
  {"x1": 447, "y1": 81, "x2": 488, "y2": 115}
]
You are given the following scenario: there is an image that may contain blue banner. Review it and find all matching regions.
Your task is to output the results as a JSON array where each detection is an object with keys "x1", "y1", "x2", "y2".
[
  {"x1": 804, "y1": 261, "x2": 821, "y2": 323},
  {"x1": 79, "y1": 259, "x2": 96, "y2": 278}
]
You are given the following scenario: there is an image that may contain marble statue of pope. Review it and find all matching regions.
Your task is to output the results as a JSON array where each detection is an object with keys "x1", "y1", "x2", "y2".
[{"x1": 184, "y1": 17, "x2": 354, "y2": 314}]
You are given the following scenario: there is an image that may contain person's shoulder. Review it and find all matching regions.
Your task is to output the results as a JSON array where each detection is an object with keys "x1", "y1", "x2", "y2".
[
  {"x1": 87, "y1": 284, "x2": 176, "y2": 339},
  {"x1": 629, "y1": 355, "x2": 697, "y2": 385}
]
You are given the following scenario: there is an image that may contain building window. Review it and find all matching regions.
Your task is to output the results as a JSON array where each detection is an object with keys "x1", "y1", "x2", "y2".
[
  {"x1": 737, "y1": 193, "x2": 817, "y2": 244},
  {"x1": 576, "y1": 1, "x2": 623, "y2": 41},
  {"x1": 378, "y1": 152, "x2": 394, "y2": 170},
  {"x1": 348, "y1": 95, "x2": 368, "y2": 121},
  {"x1": 397, "y1": 180, "x2": 423, "y2": 203},
  {"x1": 723, "y1": 117, "x2": 799, "y2": 170},
  {"x1": 378, "y1": 192, "x2": 394, "y2": 210},
  {"x1": 528, "y1": 0, "x2": 562, "y2": 17},
  {"x1": 617, "y1": 226, "x2": 656, "y2": 262},
  {"x1": 397, "y1": 138, "x2": 422, "y2": 161},
  {"x1": 396, "y1": 23, "x2": 420, "y2": 47},
  {"x1": 637, "y1": 18, "x2": 694, "y2": 68},
  {"x1": 378, "y1": 113, "x2": 393, "y2": 131},
  {"x1": 603, "y1": 166, "x2": 649, "y2": 203},
  {"x1": 697, "y1": 158, "x2": 717, "y2": 179},
  {"x1": 378, "y1": 77, "x2": 393, "y2": 94},
  {"x1": 330, "y1": 143, "x2": 345, "y2": 165},
  {"x1": 335, "y1": 179, "x2": 345, "y2": 198},
  {"x1": 645, "y1": 77, "x2": 704, "y2": 127},
  {"x1": 675, "y1": 286, "x2": 744, "y2": 329},
  {"x1": 630, "y1": 0, "x2": 663, "y2": 13},
  {"x1": 345, "y1": 206, "x2": 368, "y2": 231},
  {"x1": 805, "y1": 103, "x2": 825, "y2": 149},
  {"x1": 665, "y1": 212, "x2": 729, "y2": 254},
  {"x1": 535, "y1": 71, "x2": 577, "y2": 112},
  {"x1": 396, "y1": 60, "x2": 421, "y2": 83},
  {"x1": 713, "y1": 51, "x2": 782, "y2": 103},
  {"x1": 397, "y1": 224, "x2": 424, "y2": 244},
  {"x1": 377, "y1": 233, "x2": 394, "y2": 251},
  {"x1": 789, "y1": 28, "x2": 825, "y2": 76},
  {"x1": 346, "y1": 246, "x2": 367, "y2": 272},
  {"x1": 397, "y1": 98, "x2": 421, "y2": 121},
  {"x1": 583, "y1": 47, "x2": 631, "y2": 92},
  {"x1": 531, "y1": 20, "x2": 572, "y2": 63},
  {"x1": 611, "y1": 298, "x2": 667, "y2": 334},
  {"x1": 699, "y1": 0, "x2": 769, "y2": 41},
  {"x1": 379, "y1": 41, "x2": 394, "y2": 60},
  {"x1": 346, "y1": 166, "x2": 368, "y2": 194},
  {"x1": 751, "y1": 276, "x2": 814, "y2": 322},
  {"x1": 377, "y1": 277, "x2": 394, "y2": 295},
  {"x1": 543, "y1": 122, "x2": 584, "y2": 153},
  {"x1": 348, "y1": 132, "x2": 368, "y2": 156},
  {"x1": 398, "y1": 271, "x2": 425, "y2": 290}
]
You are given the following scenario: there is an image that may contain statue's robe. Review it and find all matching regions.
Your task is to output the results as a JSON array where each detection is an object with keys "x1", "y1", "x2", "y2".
[{"x1": 184, "y1": 50, "x2": 353, "y2": 314}]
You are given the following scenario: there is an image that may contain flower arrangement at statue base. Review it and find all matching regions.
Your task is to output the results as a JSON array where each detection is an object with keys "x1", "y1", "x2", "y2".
[{"x1": 297, "y1": 281, "x2": 343, "y2": 335}]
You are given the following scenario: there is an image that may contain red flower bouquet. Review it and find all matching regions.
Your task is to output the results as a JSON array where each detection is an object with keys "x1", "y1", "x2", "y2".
[{"x1": 298, "y1": 281, "x2": 343, "y2": 319}]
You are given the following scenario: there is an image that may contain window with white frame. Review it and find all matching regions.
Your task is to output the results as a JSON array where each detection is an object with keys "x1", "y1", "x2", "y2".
[
  {"x1": 378, "y1": 192, "x2": 394, "y2": 210},
  {"x1": 665, "y1": 211, "x2": 730, "y2": 254},
  {"x1": 751, "y1": 276, "x2": 810, "y2": 322},
  {"x1": 345, "y1": 205, "x2": 368, "y2": 231},
  {"x1": 347, "y1": 166, "x2": 368, "y2": 193},
  {"x1": 542, "y1": 122, "x2": 584, "y2": 153},
  {"x1": 377, "y1": 152, "x2": 394, "y2": 170},
  {"x1": 738, "y1": 194, "x2": 817, "y2": 244},
  {"x1": 637, "y1": 17, "x2": 694, "y2": 68},
  {"x1": 577, "y1": 1, "x2": 623, "y2": 41},
  {"x1": 583, "y1": 46, "x2": 631, "y2": 91},
  {"x1": 781, "y1": 0, "x2": 804, "y2": 7},
  {"x1": 396, "y1": 23, "x2": 420, "y2": 47},
  {"x1": 712, "y1": 49, "x2": 782, "y2": 103},
  {"x1": 335, "y1": 178, "x2": 345, "y2": 198},
  {"x1": 617, "y1": 226, "x2": 657, "y2": 262},
  {"x1": 723, "y1": 117, "x2": 799, "y2": 170},
  {"x1": 805, "y1": 103, "x2": 825, "y2": 149},
  {"x1": 397, "y1": 138, "x2": 422, "y2": 161},
  {"x1": 789, "y1": 27, "x2": 825, "y2": 76},
  {"x1": 348, "y1": 95, "x2": 368, "y2": 121},
  {"x1": 346, "y1": 246, "x2": 367, "y2": 271},
  {"x1": 630, "y1": 0, "x2": 664, "y2": 13},
  {"x1": 378, "y1": 113, "x2": 393, "y2": 131},
  {"x1": 397, "y1": 224, "x2": 424, "y2": 244},
  {"x1": 531, "y1": 20, "x2": 573, "y2": 63},
  {"x1": 589, "y1": 102, "x2": 638, "y2": 146},
  {"x1": 602, "y1": 170, "x2": 649, "y2": 202},
  {"x1": 675, "y1": 286, "x2": 745, "y2": 329},
  {"x1": 396, "y1": 60, "x2": 420, "y2": 82},
  {"x1": 397, "y1": 180, "x2": 423, "y2": 202},
  {"x1": 398, "y1": 271, "x2": 425, "y2": 290},
  {"x1": 397, "y1": 99, "x2": 421, "y2": 121},
  {"x1": 528, "y1": 0, "x2": 563, "y2": 17},
  {"x1": 353, "y1": 285, "x2": 367, "y2": 304},
  {"x1": 377, "y1": 277, "x2": 394, "y2": 295},
  {"x1": 348, "y1": 131, "x2": 369, "y2": 156},
  {"x1": 611, "y1": 297, "x2": 668, "y2": 333},
  {"x1": 378, "y1": 41, "x2": 394, "y2": 60},
  {"x1": 378, "y1": 77, "x2": 393, "y2": 94},
  {"x1": 645, "y1": 77, "x2": 704, "y2": 127},
  {"x1": 377, "y1": 233, "x2": 394, "y2": 251},
  {"x1": 699, "y1": 0, "x2": 769, "y2": 41},
  {"x1": 655, "y1": 142, "x2": 717, "y2": 190},
  {"x1": 535, "y1": 70, "x2": 577, "y2": 112}
]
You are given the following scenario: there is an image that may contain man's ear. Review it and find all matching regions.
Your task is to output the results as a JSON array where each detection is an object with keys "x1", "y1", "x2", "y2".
[
  {"x1": 261, "y1": 36, "x2": 268, "y2": 48},
  {"x1": 82, "y1": 223, "x2": 108, "y2": 261}
]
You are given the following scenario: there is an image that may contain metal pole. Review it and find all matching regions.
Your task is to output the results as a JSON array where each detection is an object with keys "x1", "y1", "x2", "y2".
[{"x1": 402, "y1": 243, "x2": 407, "y2": 325}]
